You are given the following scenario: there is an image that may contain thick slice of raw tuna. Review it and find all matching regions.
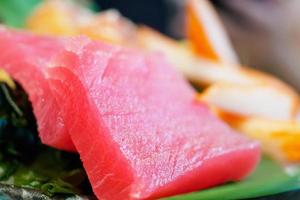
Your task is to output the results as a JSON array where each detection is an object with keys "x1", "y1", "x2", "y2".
[
  {"x1": 0, "y1": 27, "x2": 76, "y2": 151},
  {"x1": 0, "y1": 28, "x2": 260, "y2": 199},
  {"x1": 49, "y1": 39, "x2": 260, "y2": 199}
]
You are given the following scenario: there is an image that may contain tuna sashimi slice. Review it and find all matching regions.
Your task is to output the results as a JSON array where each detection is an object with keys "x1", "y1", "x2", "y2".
[
  {"x1": 0, "y1": 27, "x2": 75, "y2": 151},
  {"x1": 49, "y1": 39, "x2": 260, "y2": 199},
  {"x1": 0, "y1": 28, "x2": 260, "y2": 199}
]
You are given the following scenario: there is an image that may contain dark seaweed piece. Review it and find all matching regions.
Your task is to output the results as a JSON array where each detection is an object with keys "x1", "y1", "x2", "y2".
[
  {"x1": 0, "y1": 82, "x2": 93, "y2": 198},
  {"x1": 0, "y1": 183, "x2": 97, "y2": 200}
]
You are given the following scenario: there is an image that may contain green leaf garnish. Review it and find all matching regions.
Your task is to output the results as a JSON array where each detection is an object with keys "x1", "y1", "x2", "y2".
[
  {"x1": 163, "y1": 157, "x2": 300, "y2": 200},
  {"x1": 0, "y1": 0, "x2": 42, "y2": 27},
  {"x1": 0, "y1": 0, "x2": 99, "y2": 28}
]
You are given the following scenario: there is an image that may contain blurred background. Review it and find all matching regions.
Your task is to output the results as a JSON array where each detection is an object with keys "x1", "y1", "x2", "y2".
[
  {"x1": 95, "y1": 0, "x2": 300, "y2": 90},
  {"x1": 1, "y1": 0, "x2": 299, "y2": 89}
]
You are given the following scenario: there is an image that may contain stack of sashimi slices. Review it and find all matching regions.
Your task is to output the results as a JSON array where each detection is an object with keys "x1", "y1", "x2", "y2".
[{"x1": 0, "y1": 27, "x2": 260, "y2": 199}]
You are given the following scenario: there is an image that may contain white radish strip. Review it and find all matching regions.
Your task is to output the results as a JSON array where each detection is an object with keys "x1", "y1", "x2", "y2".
[
  {"x1": 201, "y1": 84, "x2": 296, "y2": 120},
  {"x1": 188, "y1": 0, "x2": 239, "y2": 64}
]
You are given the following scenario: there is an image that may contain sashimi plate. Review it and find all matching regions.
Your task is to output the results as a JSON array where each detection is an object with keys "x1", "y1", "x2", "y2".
[{"x1": 0, "y1": 1, "x2": 300, "y2": 200}]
